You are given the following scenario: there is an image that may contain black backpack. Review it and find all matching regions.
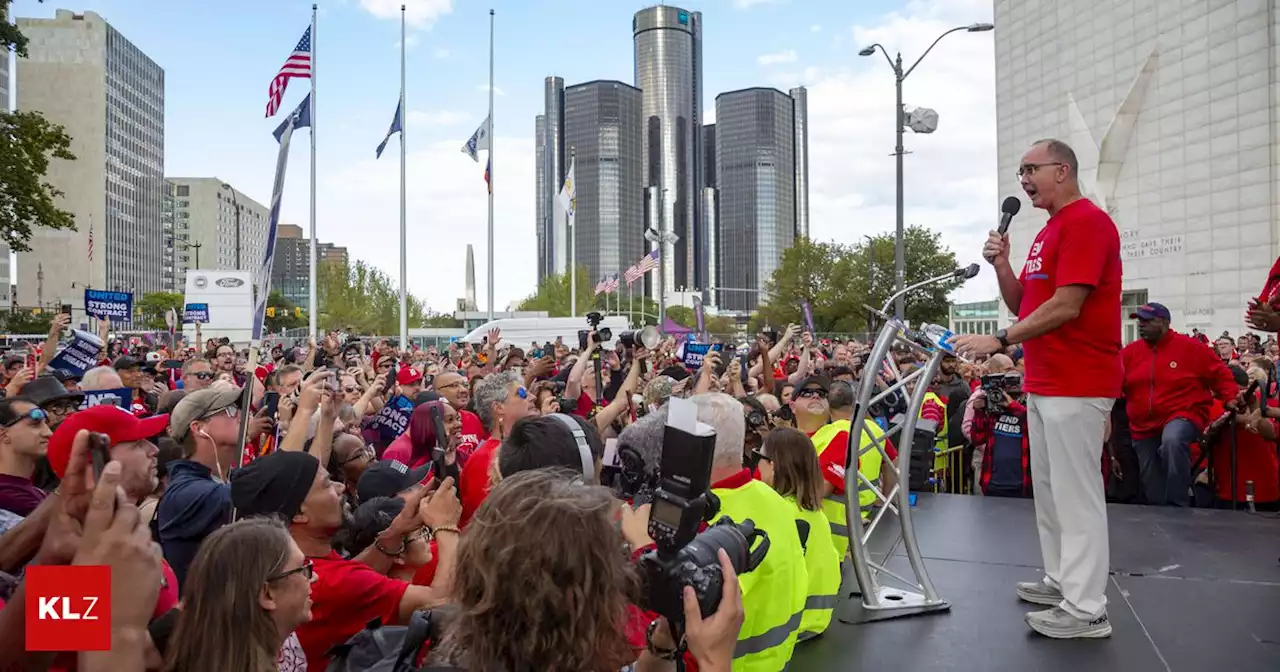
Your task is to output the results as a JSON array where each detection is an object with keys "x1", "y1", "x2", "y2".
[{"x1": 326, "y1": 608, "x2": 446, "y2": 672}]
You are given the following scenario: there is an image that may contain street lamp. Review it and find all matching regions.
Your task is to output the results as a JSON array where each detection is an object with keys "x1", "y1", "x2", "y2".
[
  {"x1": 645, "y1": 225, "x2": 679, "y2": 331},
  {"x1": 859, "y1": 22, "x2": 993, "y2": 320},
  {"x1": 220, "y1": 183, "x2": 243, "y2": 271}
]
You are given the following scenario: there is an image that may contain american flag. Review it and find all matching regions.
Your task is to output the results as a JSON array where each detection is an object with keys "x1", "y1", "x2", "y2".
[
  {"x1": 604, "y1": 274, "x2": 620, "y2": 294},
  {"x1": 625, "y1": 249, "x2": 660, "y2": 285},
  {"x1": 87, "y1": 222, "x2": 93, "y2": 262},
  {"x1": 593, "y1": 278, "x2": 608, "y2": 295},
  {"x1": 265, "y1": 27, "x2": 313, "y2": 118}
]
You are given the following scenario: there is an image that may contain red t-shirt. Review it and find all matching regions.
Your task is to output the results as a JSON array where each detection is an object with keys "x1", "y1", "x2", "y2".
[
  {"x1": 459, "y1": 438, "x2": 500, "y2": 529},
  {"x1": 1208, "y1": 398, "x2": 1280, "y2": 504},
  {"x1": 1257, "y1": 255, "x2": 1280, "y2": 306},
  {"x1": 410, "y1": 540, "x2": 441, "y2": 587},
  {"x1": 1018, "y1": 198, "x2": 1123, "y2": 398},
  {"x1": 296, "y1": 551, "x2": 410, "y2": 671},
  {"x1": 456, "y1": 410, "x2": 485, "y2": 463},
  {"x1": 805, "y1": 424, "x2": 899, "y2": 495}
]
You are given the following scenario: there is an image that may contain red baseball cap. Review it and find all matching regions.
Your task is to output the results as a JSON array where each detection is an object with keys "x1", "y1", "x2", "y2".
[
  {"x1": 46, "y1": 406, "x2": 170, "y2": 479},
  {"x1": 397, "y1": 366, "x2": 423, "y2": 386}
]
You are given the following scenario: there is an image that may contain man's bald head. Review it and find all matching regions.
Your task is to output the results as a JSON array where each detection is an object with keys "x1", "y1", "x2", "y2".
[
  {"x1": 1031, "y1": 138, "x2": 1079, "y2": 178},
  {"x1": 433, "y1": 371, "x2": 469, "y2": 409},
  {"x1": 986, "y1": 354, "x2": 1014, "y2": 374}
]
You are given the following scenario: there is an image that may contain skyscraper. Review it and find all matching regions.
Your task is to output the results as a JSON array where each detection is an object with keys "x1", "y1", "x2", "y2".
[
  {"x1": 15, "y1": 10, "x2": 165, "y2": 310},
  {"x1": 715, "y1": 87, "x2": 796, "y2": 311},
  {"x1": 790, "y1": 86, "x2": 810, "y2": 239},
  {"x1": 534, "y1": 114, "x2": 549, "y2": 281},
  {"x1": 634, "y1": 5, "x2": 703, "y2": 301},
  {"x1": 543, "y1": 76, "x2": 566, "y2": 276},
  {"x1": 562, "y1": 80, "x2": 644, "y2": 287}
]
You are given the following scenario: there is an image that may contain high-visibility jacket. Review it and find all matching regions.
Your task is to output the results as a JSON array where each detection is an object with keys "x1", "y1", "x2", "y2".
[
  {"x1": 810, "y1": 419, "x2": 885, "y2": 558},
  {"x1": 712, "y1": 478, "x2": 808, "y2": 672},
  {"x1": 922, "y1": 391, "x2": 949, "y2": 471},
  {"x1": 785, "y1": 495, "x2": 840, "y2": 640}
]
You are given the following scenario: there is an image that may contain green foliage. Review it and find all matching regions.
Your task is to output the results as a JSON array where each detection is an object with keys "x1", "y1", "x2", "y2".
[
  {"x1": 752, "y1": 227, "x2": 960, "y2": 334},
  {"x1": 3, "y1": 309, "x2": 54, "y2": 335},
  {"x1": 135, "y1": 292, "x2": 185, "y2": 330},
  {"x1": 666, "y1": 305, "x2": 735, "y2": 336},
  {"x1": 264, "y1": 290, "x2": 306, "y2": 333},
  {"x1": 1, "y1": 3, "x2": 77, "y2": 252},
  {"x1": 421, "y1": 311, "x2": 463, "y2": 328},
  {"x1": 317, "y1": 259, "x2": 428, "y2": 334}
]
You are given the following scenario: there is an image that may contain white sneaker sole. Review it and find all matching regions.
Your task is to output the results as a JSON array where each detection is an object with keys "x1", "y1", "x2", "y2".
[
  {"x1": 1015, "y1": 585, "x2": 1063, "y2": 606},
  {"x1": 1026, "y1": 618, "x2": 1113, "y2": 639}
]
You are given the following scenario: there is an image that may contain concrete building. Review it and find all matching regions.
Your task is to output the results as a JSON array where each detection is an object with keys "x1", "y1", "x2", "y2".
[
  {"x1": 949, "y1": 298, "x2": 1017, "y2": 336},
  {"x1": 995, "y1": 0, "x2": 1280, "y2": 340},
  {"x1": 634, "y1": 5, "x2": 705, "y2": 301},
  {"x1": 537, "y1": 76, "x2": 567, "y2": 282},
  {"x1": 270, "y1": 223, "x2": 347, "y2": 307},
  {"x1": 165, "y1": 178, "x2": 271, "y2": 293},
  {"x1": 534, "y1": 114, "x2": 550, "y2": 281},
  {"x1": 715, "y1": 87, "x2": 796, "y2": 312},
  {"x1": 790, "y1": 86, "x2": 810, "y2": 239},
  {"x1": 15, "y1": 10, "x2": 165, "y2": 312},
  {"x1": 563, "y1": 80, "x2": 644, "y2": 288}
]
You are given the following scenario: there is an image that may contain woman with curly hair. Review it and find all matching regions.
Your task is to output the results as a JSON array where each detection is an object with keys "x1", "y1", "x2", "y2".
[{"x1": 432, "y1": 468, "x2": 743, "y2": 672}]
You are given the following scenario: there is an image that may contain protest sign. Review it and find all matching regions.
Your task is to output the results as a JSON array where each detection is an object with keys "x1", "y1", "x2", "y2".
[
  {"x1": 47, "y1": 330, "x2": 105, "y2": 378},
  {"x1": 183, "y1": 303, "x2": 210, "y2": 324},
  {"x1": 370, "y1": 396, "x2": 413, "y2": 448},
  {"x1": 801, "y1": 300, "x2": 816, "y2": 335},
  {"x1": 84, "y1": 289, "x2": 132, "y2": 320},
  {"x1": 681, "y1": 342, "x2": 722, "y2": 369},
  {"x1": 79, "y1": 387, "x2": 132, "y2": 411}
]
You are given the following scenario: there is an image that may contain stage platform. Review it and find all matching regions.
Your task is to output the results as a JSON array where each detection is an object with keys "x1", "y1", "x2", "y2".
[{"x1": 791, "y1": 493, "x2": 1280, "y2": 671}]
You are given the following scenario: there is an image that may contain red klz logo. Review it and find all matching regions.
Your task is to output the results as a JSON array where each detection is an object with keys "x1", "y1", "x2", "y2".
[{"x1": 25, "y1": 565, "x2": 112, "y2": 651}]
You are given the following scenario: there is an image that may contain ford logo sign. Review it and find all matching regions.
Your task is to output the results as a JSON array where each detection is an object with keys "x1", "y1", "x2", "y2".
[
  {"x1": 194, "y1": 276, "x2": 208, "y2": 289},
  {"x1": 216, "y1": 278, "x2": 245, "y2": 288}
]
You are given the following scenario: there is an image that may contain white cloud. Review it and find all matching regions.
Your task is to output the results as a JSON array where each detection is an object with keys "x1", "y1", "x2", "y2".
[
  {"x1": 757, "y1": 49, "x2": 798, "y2": 66},
  {"x1": 360, "y1": 0, "x2": 453, "y2": 28},
  {"x1": 476, "y1": 84, "x2": 506, "y2": 97},
  {"x1": 810, "y1": 24, "x2": 822, "y2": 33},
  {"x1": 394, "y1": 34, "x2": 420, "y2": 50},
  {"x1": 320, "y1": 137, "x2": 535, "y2": 313},
  {"x1": 433, "y1": 47, "x2": 451, "y2": 59},
  {"x1": 406, "y1": 109, "x2": 469, "y2": 126},
  {"x1": 805, "y1": 0, "x2": 998, "y2": 302}
]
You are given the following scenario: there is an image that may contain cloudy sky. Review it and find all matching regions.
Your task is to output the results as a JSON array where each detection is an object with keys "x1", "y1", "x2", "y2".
[{"x1": 12, "y1": 0, "x2": 1000, "y2": 312}]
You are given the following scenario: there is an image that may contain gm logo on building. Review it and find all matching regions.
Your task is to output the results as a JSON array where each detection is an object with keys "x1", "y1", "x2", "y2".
[
  {"x1": 678, "y1": 10, "x2": 688, "y2": 24},
  {"x1": 25, "y1": 565, "x2": 113, "y2": 651}
]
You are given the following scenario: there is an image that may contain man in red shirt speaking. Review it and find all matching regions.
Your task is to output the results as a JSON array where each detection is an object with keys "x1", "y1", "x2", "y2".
[
  {"x1": 1121, "y1": 302, "x2": 1238, "y2": 507},
  {"x1": 953, "y1": 139, "x2": 1121, "y2": 640}
]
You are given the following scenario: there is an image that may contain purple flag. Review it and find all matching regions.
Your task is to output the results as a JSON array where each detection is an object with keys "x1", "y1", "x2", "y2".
[
  {"x1": 801, "y1": 300, "x2": 815, "y2": 335},
  {"x1": 693, "y1": 296, "x2": 706, "y2": 338}
]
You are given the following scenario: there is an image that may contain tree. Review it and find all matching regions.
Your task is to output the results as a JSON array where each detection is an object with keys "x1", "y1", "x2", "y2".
[
  {"x1": 3, "y1": 309, "x2": 53, "y2": 335},
  {"x1": 666, "y1": 305, "x2": 735, "y2": 337},
  {"x1": 135, "y1": 292, "x2": 185, "y2": 330},
  {"x1": 518, "y1": 266, "x2": 660, "y2": 327},
  {"x1": 421, "y1": 311, "x2": 463, "y2": 328},
  {"x1": 1, "y1": 2, "x2": 77, "y2": 251},
  {"x1": 264, "y1": 290, "x2": 306, "y2": 333},
  {"x1": 317, "y1": 259, "x2": 428, "y2": 334},
  {"x1": 752, "y1": 227, "x2": 960, "y2": 335}
]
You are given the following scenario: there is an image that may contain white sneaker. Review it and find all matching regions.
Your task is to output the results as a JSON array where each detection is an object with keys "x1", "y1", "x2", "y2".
[
  {"x1": 1015, "y1": 580, "x2": 1062, "y2": 606},
  {"x1": 1025, "y1": 606, "x2": 1112, "y2": 639}
]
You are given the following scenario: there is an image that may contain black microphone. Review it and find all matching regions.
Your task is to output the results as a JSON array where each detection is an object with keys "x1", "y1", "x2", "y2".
[
  {"x1": 986, "y1": 197, "x2": 1022, "y2": 263},
  {"x1": 952, "y1": 263, "x2": 980, "y2": 279}
]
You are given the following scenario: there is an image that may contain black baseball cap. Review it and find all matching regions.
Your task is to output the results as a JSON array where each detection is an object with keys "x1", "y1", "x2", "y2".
[
  {"x1": 791, "y1": 375, "x2": 832, "y2": 402},
  {"x1": 356, "y1": 459, "x2": 430, "y2": 502}
]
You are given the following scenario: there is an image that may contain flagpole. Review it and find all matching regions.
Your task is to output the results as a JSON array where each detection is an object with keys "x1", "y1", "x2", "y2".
[
  {"x1": 398, "y1": 4, "x2": 408, "y2": 348},
  {"x1": 486, "y1": 8, "x2": 495, "y2": 322},
  {"x1": 308, "y1": 3, "x2": 318, "y2": 337},
  {"x1": 569, "y1": 145, "x2": 576, "y2": 318}
]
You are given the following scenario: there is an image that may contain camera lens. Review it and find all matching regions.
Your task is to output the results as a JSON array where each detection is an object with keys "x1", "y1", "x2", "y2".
[{"x1": 599, "y1": 327, "x2": 612, "y2": 343}]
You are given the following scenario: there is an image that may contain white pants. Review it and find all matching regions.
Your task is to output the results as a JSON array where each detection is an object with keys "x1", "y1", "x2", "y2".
[{"x1": 1026, "y1": 394, "x2": 1113, "y2": 620}]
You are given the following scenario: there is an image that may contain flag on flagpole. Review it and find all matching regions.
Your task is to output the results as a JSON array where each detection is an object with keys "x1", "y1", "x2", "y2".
[
  {"x1": 558, "y1": 158, "x2": 576, "y2": 222},
  {"x1": 634, "y1": 249, "x2": 660, "y2": 276},
  {"x1": 604, "y1": 274, "x2": 620, "y2": 294},
  {"x1": 623, "y1": 263, "x2": 641, "y2": 285},
  {"x1": 256, "y1": 93, "x2": 311, "y2": 340},
  {"x1": 461, "y1": 116, "x2": 490, "y2": 161},
  {"x1": 87, "y1": 220, "x2": 94, "y2": 263},
  {"x1": 375, "y1": 97, "x2": 403, "y2": 159},
  {"x1": 593, "y1": 278, "x2": 607, "y2": 295},
  {"x1": 484, "y1": 157, "x2": 491, "y2": 193},
  {"x1": 272, "y1": 92, "x2": 312, "y2": 142},
  {"x1": 265, "y1": 26, "x2": 313, "y2": 117}
]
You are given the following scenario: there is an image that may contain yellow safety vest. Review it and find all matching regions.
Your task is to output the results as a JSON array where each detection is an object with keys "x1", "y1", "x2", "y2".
[
  {"x1": 784, "y1": 495, "x2": 840, "y2": 640},
  {"x1": 711, "y1": 479, "x2": 809, "y2": 672},
  {"x1": 810, "y1": 419, "x2": 885, "y2": 559},
  {"x1": 922, "y1": 391, "x2": 949, "y2": 471}
]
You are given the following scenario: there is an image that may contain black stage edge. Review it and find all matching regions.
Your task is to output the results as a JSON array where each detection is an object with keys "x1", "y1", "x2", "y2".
[{"x1": 791, "y1": 493, "x2": 1280, "y2": 671}]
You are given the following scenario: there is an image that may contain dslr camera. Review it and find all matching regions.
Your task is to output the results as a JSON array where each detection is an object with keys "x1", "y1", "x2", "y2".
[
  {"x1": 578, "y1": 311, "x2": 612, "y2": 350},
  {"x1": 637, "y1": 399, "x2": 769, "y2": 635},
  {"x1": 979, "y1": 372, "x2": 1023, "y2": 412}
]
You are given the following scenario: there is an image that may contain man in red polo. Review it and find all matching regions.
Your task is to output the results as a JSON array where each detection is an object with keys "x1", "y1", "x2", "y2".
[
  {"x1": 952, "y1": 139, "x2": 1121, "y2": 639},
  {"x1": 1122, "y1": 302, "x2": 1237, "y2": 507}
]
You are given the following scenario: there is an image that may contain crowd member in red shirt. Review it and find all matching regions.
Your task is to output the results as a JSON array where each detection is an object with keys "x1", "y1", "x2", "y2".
[
  {"x1": 229, "y1": 450, "x2": 461, "y2": 671},
  {"x1": 1206, "y1": 366, "x2": 1280, "y2": 510},
  {"x1": 458, "y1": 370, "x2": 536, "y2": 528},
  {"x1": 1246, "y1": 255, "x2": 1280, "y2": 333},
  {"x1": 953, "y1": 139, "x2": 1122, "y2": 640},
  {"x1": 1121, "y1": 303, "x2": 1238, "y2": 507},
  {"x1": 431, "y1": 372, "x2": 485, "y2": 462}
]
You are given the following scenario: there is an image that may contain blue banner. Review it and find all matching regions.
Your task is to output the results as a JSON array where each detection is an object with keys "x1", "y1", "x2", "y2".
[
  {"x1": 681, "y1": 342, "x2": 722, "y2": 369},
  {"x1": 370, "y1": 395, "x2": 413, "y2": 448},
  {"x1": 183, "y1": 303, "x2": 210, "y2": 324},
  {"x1": 79, "y1": 387, "x2": 133, "y2": 411},
  {"x1": 84, "y1": 289, "x2": 132, "y2": 320},
  {"x1": 47, "y1": 329, "x2": 105, "y2": 378}
]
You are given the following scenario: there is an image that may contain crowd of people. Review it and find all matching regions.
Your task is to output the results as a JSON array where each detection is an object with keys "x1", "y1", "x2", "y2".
[{"x1": 2, "y1": 139, "x2": 1280, "y2": 668}]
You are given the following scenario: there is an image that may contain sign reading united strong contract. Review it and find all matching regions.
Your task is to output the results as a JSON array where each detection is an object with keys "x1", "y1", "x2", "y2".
[
  {"x1": 25, "y1": 565, "x2": 112, "y2": 651},
  {"x1": 84, "y1": 289, "x2": 133, "y2": 320}
]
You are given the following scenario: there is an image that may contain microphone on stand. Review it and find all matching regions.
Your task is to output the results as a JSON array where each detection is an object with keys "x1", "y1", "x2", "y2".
[
  {"x1": 986, "y1": 197, "x2": 1022, "y2": 262},
  {"x1": 952, "y1": 263, "x2": 980, "y2": 280}
]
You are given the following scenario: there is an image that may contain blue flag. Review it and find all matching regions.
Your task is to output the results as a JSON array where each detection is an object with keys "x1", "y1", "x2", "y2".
[
  {"x1": 272, "y1": 92, "x2": 312, "y2": 143},
  {"x1": 257, "y1": 94, "x2": 310, "y2": 340},
  {"x1": 376, "y1": 97, "x2": 403, "y2": 159}
]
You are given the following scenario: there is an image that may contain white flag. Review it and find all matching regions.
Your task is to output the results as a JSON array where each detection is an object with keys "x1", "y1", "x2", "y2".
[
  {"x1": 461, "y1": 116, "x2": 491, "y2": 162},
  {"x1": 558, "y1": 158, "x2": 576, "y2": 222}
]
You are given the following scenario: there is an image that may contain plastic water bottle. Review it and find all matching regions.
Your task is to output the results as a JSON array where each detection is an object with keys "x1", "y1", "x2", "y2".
[
  {"x1": 921, "y1": 323, "x2": 956, "y2": 354},
  {"x1": 1246, "y1": 480, "x2": 1257, "y2": 514}
]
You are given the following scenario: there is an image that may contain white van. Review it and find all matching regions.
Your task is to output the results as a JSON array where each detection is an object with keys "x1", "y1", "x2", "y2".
[{"x1": 460, "y1": 315, "x2": 631, "y2": 349}]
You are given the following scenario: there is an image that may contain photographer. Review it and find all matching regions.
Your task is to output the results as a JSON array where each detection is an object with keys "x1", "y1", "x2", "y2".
[
  {"x1": 967, "y1": 367, "x2": 1033, "y2": 498},
  {"x1": 691, "y1": 393, "x2": 808, "y2": 671}
]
